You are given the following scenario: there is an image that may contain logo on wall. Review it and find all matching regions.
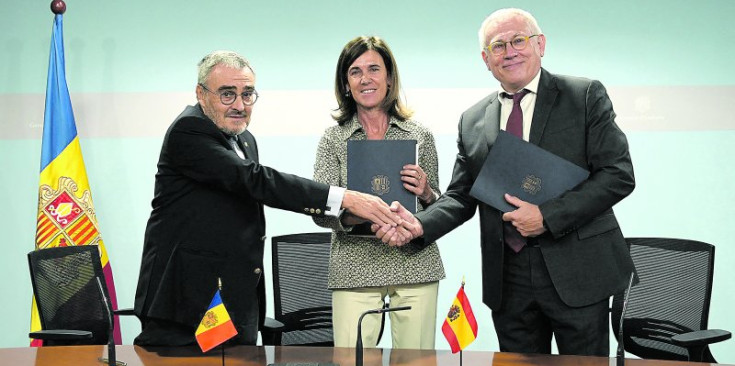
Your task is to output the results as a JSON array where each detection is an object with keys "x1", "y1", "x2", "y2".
[
  {"x1": 371, "y1": 175, "x2": 391, "y2": 196},
  {"x1": 36, "y1": 177, "x2": 101, "y2": 250}
]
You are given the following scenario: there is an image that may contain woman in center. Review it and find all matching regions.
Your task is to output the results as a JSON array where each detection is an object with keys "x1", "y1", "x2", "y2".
[{"x1": 312, "y1": 36, "x2": 445, "y2": 349}]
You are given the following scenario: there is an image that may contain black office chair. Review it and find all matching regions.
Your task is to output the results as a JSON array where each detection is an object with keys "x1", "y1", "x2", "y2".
[
  {"x1": 261, "y1": 232, "x2": 387, "y2": 346},
  {"x1": 611, "y1": 237, "x2": 731, "y2": 362},
  {"x1": 29, "y1": 245, "x2": 113, "y2": 345},
  {"x1": 28, "y1": 245, "x2": 134, "y2": 344}
]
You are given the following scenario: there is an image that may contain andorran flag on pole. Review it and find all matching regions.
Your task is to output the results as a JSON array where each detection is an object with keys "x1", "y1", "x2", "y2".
[
  {"x1": 195, "y1": 289, "x2": 238, "y2": 352},
  {"x1": 30, "y1": 12, "x2": 122, "y2": 346},
  {"x1": 442, "y1": 280, "x2": 478, "y2": 353}
]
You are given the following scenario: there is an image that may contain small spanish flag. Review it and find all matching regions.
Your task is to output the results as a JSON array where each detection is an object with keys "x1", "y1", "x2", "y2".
[
  {"x1": 195, "y1": 289, "x2": 238, "y2": 352},
  {"x1": 442, "y1": 280, "x2": 478, "y2": 353}
]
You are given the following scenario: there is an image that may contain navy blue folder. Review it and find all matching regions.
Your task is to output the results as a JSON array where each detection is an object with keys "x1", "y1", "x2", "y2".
[
  {"x1": 347, "y1": 139, "x2": 417, "y2": 235},
  {"x1": 469, "y1": 131, "x2": 589, "y2": 212}
]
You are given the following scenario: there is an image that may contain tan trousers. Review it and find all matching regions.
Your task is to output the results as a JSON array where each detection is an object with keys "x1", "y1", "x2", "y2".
[{"x1": 332, "y1": 281, "x2": 439, "y2": 349}]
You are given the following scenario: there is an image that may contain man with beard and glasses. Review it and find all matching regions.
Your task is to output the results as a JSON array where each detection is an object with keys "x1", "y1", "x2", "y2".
[{"x1": 133, "y1": 50, "x2": 402, "y2": 347}]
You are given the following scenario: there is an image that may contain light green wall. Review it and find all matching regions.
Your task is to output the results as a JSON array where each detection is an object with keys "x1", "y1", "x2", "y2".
[
  {"x1": 1, "y1": 0, "x2": 734, "y2": 362},
  {"x1": 3, "y1": 0, "x2": 734, "y2": 94}
]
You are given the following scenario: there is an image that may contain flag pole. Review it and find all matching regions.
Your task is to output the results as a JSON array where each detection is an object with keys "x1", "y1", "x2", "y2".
[
  {"x1": 219, "y1": 278, "x2": 226, "y2": 366},
  {"x1": 460, "y1": 276, "x2": 465, "y2": 366},
  {"x1": 30, "y1": 0, "x2": 68, "y2": 348},
  {"x1": 459, "y1": 275, "x2": 464, "y2": 366}
]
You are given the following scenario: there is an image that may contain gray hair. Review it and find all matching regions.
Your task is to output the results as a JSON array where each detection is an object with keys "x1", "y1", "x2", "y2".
[
  {"x1": 197, "y1": 50, "x2": 255, "y2": 85},
  {"x1": 477, "y1": 8, "x2": 542, "y2": 51}
]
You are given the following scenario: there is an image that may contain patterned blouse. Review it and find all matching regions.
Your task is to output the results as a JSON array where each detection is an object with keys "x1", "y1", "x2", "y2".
[{"x1": 313, "y1": 115, "x2": 446, "y2": 289}]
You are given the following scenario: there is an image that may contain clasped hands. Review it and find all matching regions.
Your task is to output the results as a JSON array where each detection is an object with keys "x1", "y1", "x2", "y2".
[
  {"x1": 371, "y1": 202, "x2": 423, "y2": 246},
  {"x1": 369, "y1": 193, "x2": 548, "y2": 247},
  {"x1": 341, "y1": 164, "x2": 434, "y2": 244}
]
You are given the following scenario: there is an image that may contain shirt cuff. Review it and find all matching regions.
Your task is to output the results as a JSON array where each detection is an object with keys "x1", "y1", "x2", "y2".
[
  {"x1": 421, "y1": 190, "x2": 440, "y2": 205},
  {"x1": 325, "y1": 186, "x2": 346, "y2": 217}
]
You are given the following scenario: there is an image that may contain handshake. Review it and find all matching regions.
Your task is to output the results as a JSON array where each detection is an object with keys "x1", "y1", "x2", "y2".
[{"x1": 342, "y1": 191, "x2": 423, "y2": 247}]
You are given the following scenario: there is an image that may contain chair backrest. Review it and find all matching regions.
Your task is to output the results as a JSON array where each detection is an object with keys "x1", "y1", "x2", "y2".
[
  {"x1": 271, "y1": 232, "x2": 334, "y2": 346},
  {"x1": 28, "y1": 245, "x2": 112, "y2": 345},
  {"x1": 612, "y1": 237, "x2": 716, "y2": 361}
]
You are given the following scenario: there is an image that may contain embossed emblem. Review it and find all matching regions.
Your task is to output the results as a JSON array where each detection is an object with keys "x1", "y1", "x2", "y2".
[
  {"x1": 447, "y1": 304, "x2": 461, "y2": 322},
  {"x1": 201, "y1": 310, "x2": 218, "y2": 329},
  {"x1": 371, "y1": 175, "x2": 391, "y2": 196},
  {"x1": 521, "y1": 175, "x2": 542, "y2": 195}
]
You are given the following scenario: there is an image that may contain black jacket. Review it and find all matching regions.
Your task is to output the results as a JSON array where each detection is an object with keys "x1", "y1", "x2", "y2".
[{"x1": 134, "y1": 104, "x2": 330, "y2": 345}]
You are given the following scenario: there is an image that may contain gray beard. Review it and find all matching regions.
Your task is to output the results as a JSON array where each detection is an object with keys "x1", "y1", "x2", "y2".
[
  {"x1": 202, "y1": 105, "x2": 248, "y2": 135},
  {"x1": 219, "y1": 123, "x2": 247, "y2": 136}
]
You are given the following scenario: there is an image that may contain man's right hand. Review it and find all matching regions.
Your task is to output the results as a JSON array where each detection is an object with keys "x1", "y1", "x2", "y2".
[
  {"x1": 372, "y1": 202, "x2": 424, "y2": 246},
  {"x1": 342, "y1": 190, "x2": 401, "y2": 228}
]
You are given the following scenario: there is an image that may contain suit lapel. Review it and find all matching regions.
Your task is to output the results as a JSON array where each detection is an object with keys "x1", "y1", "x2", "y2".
[
  {"x1": 530, "y1": 68, "x2": 558, "y2": 145},
  {"x1": 234, "y1": 136, "x2": 249, "y2": 160},
  {"x1": 484, "y1": 92, "x2": 502, "y2": 151},
  {"x1": 238, "y1": 132, "x2": 258, "y2": 162}
]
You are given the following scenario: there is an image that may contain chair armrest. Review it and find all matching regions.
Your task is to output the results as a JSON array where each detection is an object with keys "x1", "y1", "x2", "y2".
[
  {"x1": 261, "y1": 317, "x2": 285, "y2": 346},
  {"x1": 671, "y1": 329, "x2": 732, "y2": 347},
  {"x1": 114, "y1": 308, "x2": 135, "y2": 316},
  {"x1": 29, "y1": 330, "x2": 93, "y2": 341},
  {"x1": 263, "y1": 317, "x2": 285, "y2": 332}
]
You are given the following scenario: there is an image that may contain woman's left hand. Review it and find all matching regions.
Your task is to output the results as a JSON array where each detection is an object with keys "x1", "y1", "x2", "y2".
[{"x1": 401, "y1": 164, "x2": 433, "y2": 203}]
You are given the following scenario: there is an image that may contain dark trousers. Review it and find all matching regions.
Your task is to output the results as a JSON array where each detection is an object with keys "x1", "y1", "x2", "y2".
[
  {"x1": 492, "y1": 245, "x2": 609, "y2": 356},
  {"x1": 134, "y1": 317, "x2": 257, "y2": 347}
]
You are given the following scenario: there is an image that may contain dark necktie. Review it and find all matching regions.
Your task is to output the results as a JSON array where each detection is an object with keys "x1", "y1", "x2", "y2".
[
  {"x1": 229, "y1": 135, "x2": 245, "y2": 160},
  {"x1": 502, "y1": 89, "x2": 530, "y2": 253},
  {"x1": 504, "y1": 89, "x2": 530, "y2": 138}
]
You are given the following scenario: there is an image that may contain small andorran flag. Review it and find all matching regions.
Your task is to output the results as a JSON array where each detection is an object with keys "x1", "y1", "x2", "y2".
[
  {"x1": 195, "y1": 289, "x2": 238, "y2": 352},
  {"x1": 441, "y1": 281, "x2": 478, "y2": 353}
]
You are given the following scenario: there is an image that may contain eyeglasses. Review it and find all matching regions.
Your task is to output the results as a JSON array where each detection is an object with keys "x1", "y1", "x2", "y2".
[
  {"x1": 487, "y1": 34, "x2": 539, "y2": 56},
  {"x1": 199, "y1": 84, "x2": 259, "y2": 106}
]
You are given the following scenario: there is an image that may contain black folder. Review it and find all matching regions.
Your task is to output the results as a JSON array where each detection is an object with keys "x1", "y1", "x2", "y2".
[
  {"x1": 347, "y1": 139, "x2": 417, "y2": 235},
  {"x1": 469, "y1": 131, "x2": 589, "y2": 212}
]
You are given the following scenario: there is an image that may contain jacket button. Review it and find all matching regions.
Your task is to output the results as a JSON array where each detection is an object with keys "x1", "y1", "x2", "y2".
[
  {"x1": 309, "y1": 208, "x2": 315, "y2": 214},
  {"x1": 254, "y1": 268, "x2": 262, "y2": 274},
  {"x1": 315, "y1": 209, "x2": 321, "y2": 214}
]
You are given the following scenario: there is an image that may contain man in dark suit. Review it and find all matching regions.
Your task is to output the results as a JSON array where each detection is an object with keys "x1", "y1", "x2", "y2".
[
  {"x1": 133, "y1": 50, "x2": 400, "y2": 347},
  {"x1": 377, "y1": 8, "x2": 635, "y2": 356}
]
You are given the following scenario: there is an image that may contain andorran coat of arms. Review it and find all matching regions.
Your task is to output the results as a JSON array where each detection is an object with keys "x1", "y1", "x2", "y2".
[{"x1": 36, "y1": 177, "x2": 101, "y2": 249}]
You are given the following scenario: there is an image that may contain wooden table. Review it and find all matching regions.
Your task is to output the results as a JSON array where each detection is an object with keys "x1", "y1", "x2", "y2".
[{"x1": 0, "y1": 345, "x2": 721, "y2": 366}]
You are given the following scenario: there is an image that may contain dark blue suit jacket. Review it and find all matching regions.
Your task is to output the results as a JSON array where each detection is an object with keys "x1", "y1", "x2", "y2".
[{"x1": 417, "y1": 68, "x2": 635, "y2": 309}]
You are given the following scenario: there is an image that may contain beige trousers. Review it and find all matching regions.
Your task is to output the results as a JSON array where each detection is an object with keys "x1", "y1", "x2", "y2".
[{"x1": 332, "y1": 281, "x2": 439, "y2": 349}]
